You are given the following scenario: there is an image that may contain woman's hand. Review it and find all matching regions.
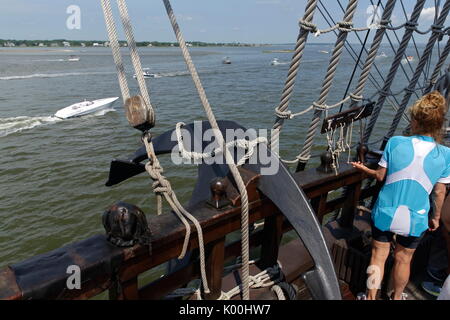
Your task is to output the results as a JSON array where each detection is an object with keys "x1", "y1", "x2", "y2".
[
  {"x1": 429, "y1": 217, "x2": 440, "y2": 232},
  {"x1": 350, "y1": 161, "x2": 367, "y2": 172},
  {"x1": 350, "y1": 161, "x2": 387, "y2": 182}
]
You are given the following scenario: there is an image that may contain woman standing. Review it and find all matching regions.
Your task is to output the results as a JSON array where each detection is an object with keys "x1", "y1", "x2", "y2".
[{"x1": 351, "y1": 91, "x2": 450, "y2": 300}]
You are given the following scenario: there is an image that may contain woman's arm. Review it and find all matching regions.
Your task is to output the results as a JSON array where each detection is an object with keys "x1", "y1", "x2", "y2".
[
  {"x1": 350, "y1": 161, "x2": 387, "y2": 182},
  {"x1": 430, "y1": 183, "x2": 448, "y2": 231}
]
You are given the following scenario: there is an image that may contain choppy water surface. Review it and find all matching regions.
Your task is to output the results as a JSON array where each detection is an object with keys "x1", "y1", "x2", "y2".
[{"x1": 0, "y1": 44, "x2": 438, "y2": 276}]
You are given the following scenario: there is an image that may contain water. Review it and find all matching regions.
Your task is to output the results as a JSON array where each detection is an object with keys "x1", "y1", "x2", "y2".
[{"x1": 0, "y1": 43, "x2": 437, "y2": 272}]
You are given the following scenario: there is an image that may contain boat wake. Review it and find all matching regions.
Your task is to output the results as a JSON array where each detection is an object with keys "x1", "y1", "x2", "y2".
[
  {"x1": 0, "y1": 116, "x2": 61, "y2": 137},
  {"x1": 152, "y1": 70, "x2": 190, "y2": 78},
  {"x1": 0, "y1": 109, "x2": 116, "y2": 137},
  {"x1": 0, "y1": 71, "x2": 115, "y2": 81}
]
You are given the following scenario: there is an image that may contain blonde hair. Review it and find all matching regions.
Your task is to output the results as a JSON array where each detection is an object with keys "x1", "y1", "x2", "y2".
[{"x1": 409, "y1": 91, "x2": 447, "y2": 143}]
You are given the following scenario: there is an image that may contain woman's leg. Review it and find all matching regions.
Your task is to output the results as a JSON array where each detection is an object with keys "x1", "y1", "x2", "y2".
[
  {"x1": 392, "y1": 244, "x2": 416, "y2": 300},
  {"x1": 367, "y1": 239, "x2": 391, "y2": 300}
]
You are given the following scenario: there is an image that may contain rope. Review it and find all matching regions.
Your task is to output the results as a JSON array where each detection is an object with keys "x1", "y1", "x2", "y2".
[
  {"x1": 100, "y1": 0, "x2": 130, "y2": 103},
  {"x1": 296, "y1": 0, "x2": 360, "y2": 169},
  {"x1": 143, "y1": 134, "x2": 210, "y2": 294},
  {"x1": 349, "y1": 0, "x2": 397, "y2": 109},
  {"x1": 270, "y1": 0, "x2": 319, "y2": 148},
  {"x1": 363, "y1": 0, "x2": 427, "y2": 144},
  {"x1": 386, "y1": 0, "x2": 450, "y2": 140},
  {"x1": 116, "y1": 0, "x2": 155, "y2": 127},
  {"x1": 271, "y1": 285, "x2": 286, "y2": 300},
  {"x1": 320, "y1": 1, "x2": 407, "y2": 122},
  {"x1": 299, "y1": 16, "x2": 439, "y2": 37},
  {"x1": 175, "y1": 122, "x2": 267, "y2": 166},
  {"x1": 219, "y1": 263, "x2": 284, "y2": 300},
  {"x1": 162, "y1": 0, "x2": 252, "y2": 300},
  {"x1": 425, "y1": 36, "x2": 450, "y2": 93}
]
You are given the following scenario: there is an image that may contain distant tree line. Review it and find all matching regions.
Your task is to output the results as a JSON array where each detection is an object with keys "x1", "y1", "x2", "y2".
[{"x1": 0, "y1": 39, "x2": 260, "y2": 47}]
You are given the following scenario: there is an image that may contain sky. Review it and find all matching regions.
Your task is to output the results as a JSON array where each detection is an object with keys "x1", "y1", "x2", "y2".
[{"x1": 0, "y1": 0, "x2": 448, "y2": 43}]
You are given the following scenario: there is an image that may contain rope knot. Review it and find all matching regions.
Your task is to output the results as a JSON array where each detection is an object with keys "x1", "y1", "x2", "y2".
[
  {"x1": 405, "y1": 21, "x2": 418, "y2": 31},
  {"x1": 378, "y1": 89, "x2": 391, "y2": 97},
  {"x1": 296, "y1": 155, "x2": 311, "y2": 162},
  {"x1": 299, "y1": 19, "x2": 317, "y2": 33},
  {"x1": 404, "y1": 87, "x2": 415, "y2": 94},
  {"x1": 313, "y1": 101, "x2": 327, "y2": 111},
  {"x1": 378, "y1": 19, "x2": 391, "y2": 27},
  {"x1": 431, "y1": 24, "x2": 444, "y2": 33},
  {"x1": 275, "y1": 108, "x2": 293, "y2": 119},
  {"x1": 349, "y1": 93, "x2": 363, "y2": 102},
  {"x1": 337, "y1": 21, "x2": 353, "y2": 32}
]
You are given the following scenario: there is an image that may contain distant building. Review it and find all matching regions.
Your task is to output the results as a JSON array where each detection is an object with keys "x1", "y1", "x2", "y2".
[
  {"x1": 38, "y1": 43, "x2": 46, "y2": 47},
  {"x1": 121, "y1": 43, "x2": 128, "y2": 47},
  {"x1": 4, "y1": 42, "x2": 15, "y2": 47},
  {"x1": 93, "y1": 42, "x2": 101, "y2": 47},
  {"x1": 104, "y1": 41, "x2": 110, "y2": 47},
  {"x1": 147, "y1": 43, "x2": 153, "y2": 47},
  {"x1": 50, "y1": 43, "x2": 59, "y2": 47},
  {"x1": 186, "y1": 43, "x2": 192, "y2": 47},
  {"x1": 19, "y1": 43, "x2": 27, "y2": 47},
  {"x1": 81, "y1": 43, "x2": 86, "y2": 47},
  {"x1": 62, "y1": 41, "x2": 71, "y2": 47}
]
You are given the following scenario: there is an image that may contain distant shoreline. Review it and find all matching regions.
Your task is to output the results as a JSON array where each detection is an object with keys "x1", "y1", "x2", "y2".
[{"x1": 0, "y1": 39, "x2": 275, "y2": 49}]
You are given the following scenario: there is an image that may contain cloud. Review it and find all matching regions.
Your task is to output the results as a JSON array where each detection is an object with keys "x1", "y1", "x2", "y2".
[{"x1": 420, "y1": 6, "x2": 437, "y2": 21}]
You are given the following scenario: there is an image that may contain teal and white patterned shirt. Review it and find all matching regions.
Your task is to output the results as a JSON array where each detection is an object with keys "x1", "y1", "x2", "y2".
[{"x1": 373, "y1": 135, "x2": 450, "y2": 237}]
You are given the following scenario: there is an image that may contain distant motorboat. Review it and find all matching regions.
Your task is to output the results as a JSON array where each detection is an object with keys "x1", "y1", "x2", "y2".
[
  {"x1": 67, "y1": 56, "x2": 80, "y2": 62},
  {"x1": 54, "y1": 97, "x2": 119, "y2": 119},
  {"x1": 133, "y1": 69, "x2": 158, "y2": 79},
  {"x1": 271, "y1": 58, "x2": 281, "y2": 65},
  {"x1": 222, "y1": 57, "x2": 231, "y2": 64},
  {"x1": 271, "y1": 58, "x2": 287, "y2": 66}
]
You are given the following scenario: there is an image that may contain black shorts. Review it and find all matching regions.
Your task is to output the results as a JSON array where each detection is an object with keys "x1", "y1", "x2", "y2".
[{"x1": 371, "y1": 224, "x2": 425, "y2": 249}]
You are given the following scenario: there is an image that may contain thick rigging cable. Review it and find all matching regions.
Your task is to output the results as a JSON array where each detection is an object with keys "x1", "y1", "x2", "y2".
[
  {"x1": 296, "y1": 0, "x2": 364, "y2": 171},
  {"x1": 363, "y1": 0, "x2": 427, "y2": 145},
  {"x1": 385, "y1": 0, "x2": 450, "y2": 141},
  {"x1": 270, "y1": 0, "x2": 319, "y2": 149}
]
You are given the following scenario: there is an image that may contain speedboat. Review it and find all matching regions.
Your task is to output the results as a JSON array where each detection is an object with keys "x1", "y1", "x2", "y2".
[
  {"x1": 271, "y1": 58, "x2": 281, "y2": 65},
  {"x1": 67, "y1": 56, "x2": 80, "y2": 62},
  {"x1": 54, "y1": 97, "x2": 119, "y2": 119},
  {"x1": 319, "y1": 50, "x2": 329, "y2": 54},
  {"x1": 133, "y1": 69, "x2": 158, "y2": 79},
  {"x1": 222, "y1": 57, "x2": 231, "y2": 64}
]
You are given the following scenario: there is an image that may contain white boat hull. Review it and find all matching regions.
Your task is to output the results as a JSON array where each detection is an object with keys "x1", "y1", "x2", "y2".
[{"x1": 54, "y1": 97, "x2": 119, "y2": 119}]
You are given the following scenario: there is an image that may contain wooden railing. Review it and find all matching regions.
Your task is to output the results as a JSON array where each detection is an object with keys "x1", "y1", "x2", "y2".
[{"x1": 0, "y1": 160, "x2": 382, "y2": 300}]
